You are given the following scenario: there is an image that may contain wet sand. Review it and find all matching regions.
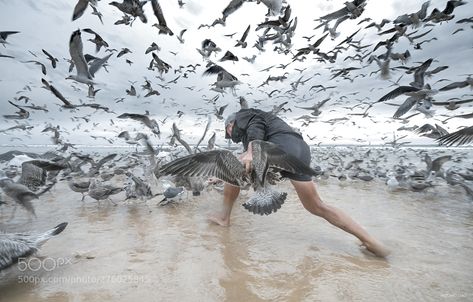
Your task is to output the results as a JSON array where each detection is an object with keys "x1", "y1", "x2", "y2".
[{"x1": 1, "y1": 177, "x2": 472, "y2": 302}]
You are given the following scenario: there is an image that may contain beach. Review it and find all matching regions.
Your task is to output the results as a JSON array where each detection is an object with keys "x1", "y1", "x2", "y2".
[{"x1": 1, "y1": 146, "x2": 472, "y2": 301}]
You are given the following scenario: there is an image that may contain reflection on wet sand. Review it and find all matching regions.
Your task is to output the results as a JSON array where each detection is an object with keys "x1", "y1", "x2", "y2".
[{"x1": 1, "y1": 178, "x2": 473, "y2": 301}]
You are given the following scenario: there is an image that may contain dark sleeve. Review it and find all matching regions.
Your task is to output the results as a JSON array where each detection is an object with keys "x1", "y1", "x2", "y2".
[{"x1": 246, "y1": 115, "x2": 266, "y2": 143}]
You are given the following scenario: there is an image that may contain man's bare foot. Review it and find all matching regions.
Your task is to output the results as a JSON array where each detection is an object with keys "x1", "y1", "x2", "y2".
[
  {"x1": 208, "y1": 215, "x2": 230, "y2": 227},
  {"x1": 361, "y1": 240, "x2": 391, "y2": 258}
]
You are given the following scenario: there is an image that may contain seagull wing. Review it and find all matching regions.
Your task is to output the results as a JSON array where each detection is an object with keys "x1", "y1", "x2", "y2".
[
  {"x1": 240, "y1": 25, "x2": 250, "y2": 42},
  {"x1": 42, "y1": 79, "x2": 73, "y2": 107},
  {"x1": 431, "y1": 155, "x2": 452, "y2": 172},
  {"x1": 412, "y1": 58, "x2": 432, "y2": 88},
  {"x1": 439, "y1": 81, "x2": 469, "y2": 91},
  {"x1": 436, "y1": 126, "x2": 473, "y2": 146},
  {"x1": 69, "y1": 30, "x2": 92, "y2": 80},
  {"x1": 159, "y1": 150, "x2": 246, "y2": 186},
  {"x1": 415, "y1": 123, "x2": 436, "y2": 134},
  {"x1": 222, "y1": 0, "x2": 245, "y2": 19},
  {"x1": 72, "y1": 0, "x2": 89, "y2": 21},
  {"x1": 393, "y1": 97, "x2": 417, "y2": 118},
  {"x1": 319, "y1": 7, "x2": 349, "y2": 21},
  {"x1": 377, "y1": 86, "x2": 420, "y2": 103},
  {"x1": 88, "y1": 53, "x2": 112, "y2": 77}
]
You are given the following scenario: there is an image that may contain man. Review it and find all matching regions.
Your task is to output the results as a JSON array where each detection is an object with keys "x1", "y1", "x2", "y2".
[{"x1": 209, "y1": 108, "x2": 390, "y2": 258}]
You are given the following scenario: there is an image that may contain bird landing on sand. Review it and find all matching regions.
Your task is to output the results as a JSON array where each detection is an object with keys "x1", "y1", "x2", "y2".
[{"x1": 158, "y1": 140, "x2": 318, "y2": 215}]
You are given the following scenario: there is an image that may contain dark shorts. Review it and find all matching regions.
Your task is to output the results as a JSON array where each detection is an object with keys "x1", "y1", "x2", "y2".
[{"x1": 268, "y1": 133, "x2": 312, "y2": 182}]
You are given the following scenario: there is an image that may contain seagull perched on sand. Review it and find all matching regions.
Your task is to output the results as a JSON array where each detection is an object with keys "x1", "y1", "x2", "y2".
[{"x1": 88, "y1": 179, "x2": 123, "y2": 203}]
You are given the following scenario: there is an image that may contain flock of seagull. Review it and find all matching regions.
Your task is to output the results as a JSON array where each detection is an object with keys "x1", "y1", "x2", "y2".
[{"x1": 1, "y1": 0, "x2": 473, "y2": 272}]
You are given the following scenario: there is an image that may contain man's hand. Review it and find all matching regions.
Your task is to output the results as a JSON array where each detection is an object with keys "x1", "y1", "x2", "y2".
[{"x1": 240, "y1": 151, "x2": 253, "y2": 174}]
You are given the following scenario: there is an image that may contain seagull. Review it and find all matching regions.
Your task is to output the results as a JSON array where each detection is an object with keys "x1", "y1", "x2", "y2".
[
  {"x1": 439, "y1": 77, "x2": 473, "y2": 91},
  {"x1": 88, "y1": 179, "x2": 123, "y2": 203},
  {"x1": 319, "y1": 0, "x2": 367, "y2": 21},
  {"x1": 22, "y1": 60, "x2": 47, "y2": 75},
  {"x1": 203, "y1": 64, "x2": 240, "y2": 92},
  {"x1": 242, "y1": 55, "x2": 256, "y2": 63},
  {"x1": 214, "y1": 104, "x2": 228, "y2": 120},
  {"x1": 117, "y1": 47, "x2": 132, "y2": 57},
  {"x1": 220, "y1": 50, "x2": 239, "y2": 62},
  {"x1": 145, "y1": 42, "x2": 161, "y2": 54},
  {"x1": 67, "y1": 30, "x2": 111, "y2": 85},
  {"x1": 415, "y1": 123, "x2": 449, "y2": 139},
  {"x1": 157, "y1": 187, "x2": 184, "y2": 205},
  {"x1": 159, "y1": 140, "x2": 317, "y2": 215},
  {"x1": 177, "y1": 29, "x2": 187, "y2": 43},
  {"x1": 151, "y1": 0, "x2": 173, "y2": 35},
  {"x1": 4, "y1": 101, "x2": 30, "y2": 119},
  {"x1": 295, "y1": 98, "x2": 331, "y2": 116},
  {"x1": 90, "y1": 4, "x2": 104, "y2": 24},
  {"x1": 65, "y1": 176, "x2": 90, "y2": 201},
  {"x1": 0, "y1": 178, "x2": 37, "y2": 217},
  {"x1": 373, "y1": 58, "x2": 437, "y2": 118},
  {"x1": 0, "y1": 222, "x2": 68, "y2": 271},
  {"x1": 117, "y1": 113, "x2": 161, "y2": 136},
  {"x1": 83, "y1": 28, "x2": 109, "y2": 52},
  {"x1": 42, "y1": 49, "x2": 59, "y2": 68},
  {"x1": 109, "y1": 0, "x2": 147, "y2": 23},
  {"x1": 124, "y1": 172, "x2": 152, "y2": 201},
  {"x1": 235, "y1": 25, "x2": 250, "y2": 48}
]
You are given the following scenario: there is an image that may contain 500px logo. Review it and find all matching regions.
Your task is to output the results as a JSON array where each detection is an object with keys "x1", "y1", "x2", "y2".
[{"x1": 17, "y1": 257, "x2": 72, "y2": 272}]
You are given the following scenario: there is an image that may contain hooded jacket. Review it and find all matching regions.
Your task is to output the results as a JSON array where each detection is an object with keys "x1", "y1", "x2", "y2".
[{"x1": 228, "y1": 108, "x2": 303, "y2": 151}]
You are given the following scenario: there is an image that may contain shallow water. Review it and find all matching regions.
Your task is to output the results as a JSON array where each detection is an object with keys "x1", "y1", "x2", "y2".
[{"x1": 1, "y1": 177, "x2": 472, "y2": 302}]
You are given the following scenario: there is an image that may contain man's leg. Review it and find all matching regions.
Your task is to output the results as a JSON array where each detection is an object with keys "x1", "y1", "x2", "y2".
[
  {"x1": 208, "y1": 183, "x2": 240, "y2": 226},
  {"x1": 291, "y1": 180, "x2": 390, "y2": 257}
]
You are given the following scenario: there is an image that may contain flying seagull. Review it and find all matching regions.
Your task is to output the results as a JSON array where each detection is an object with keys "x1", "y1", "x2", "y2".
[
  {"x1": 159, "y1": 140, "x2": 317, "y2": 215},
  {"x1": 235, "y1": 25, "x2": 250, "y2": 48},
  {"x1": 151, "y1": 0, "x2": 174, "y2": 35},
  {"x1": 67, "y1": 30, "x2": 112, "y2": 85},
  {"x1": 117, "y1": 113, "x2": 161, "y2": 137}
]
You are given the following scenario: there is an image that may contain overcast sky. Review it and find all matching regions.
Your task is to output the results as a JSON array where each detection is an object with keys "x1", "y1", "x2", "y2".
[{"x1": 0, "y1": 0, "x2": 472, "y2": 148}]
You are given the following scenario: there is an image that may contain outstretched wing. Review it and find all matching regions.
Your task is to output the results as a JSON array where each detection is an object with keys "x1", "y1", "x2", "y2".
[
  {"x1": 436, "y1": 126, "x2": 473, "y2": 146},
  {"x1": 393, "y1": 97, "x2": 417, "y2": 118},
  {"x1": 222, "y1": 0, "x2": 245, "y2": 19},
  {"x1": 377, "y1": 86, "x2": 419, "y2": 103},
  {"x1": 158, "y1": 150, "x2": 245, "y2": 186},
  {"x1": 0, "y1": 237, "x2": 37, "y2": 271}
]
